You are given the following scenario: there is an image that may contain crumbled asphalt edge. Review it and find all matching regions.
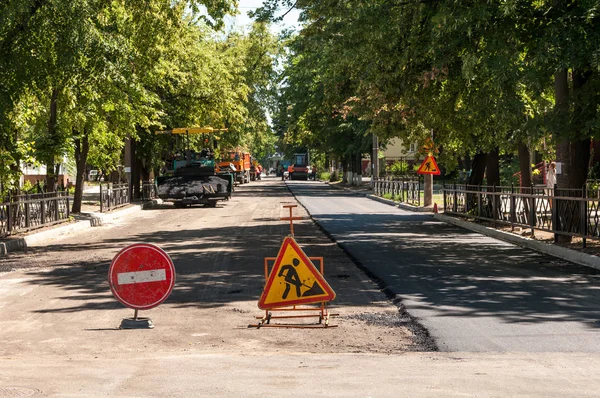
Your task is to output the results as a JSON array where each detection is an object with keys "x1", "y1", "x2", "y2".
[
  {"x1": 347, "y1": 312, "x2": 414, "y2": 328},
  {"x1": 286, "y1": 182, "x2": 438, "y2": 352}
]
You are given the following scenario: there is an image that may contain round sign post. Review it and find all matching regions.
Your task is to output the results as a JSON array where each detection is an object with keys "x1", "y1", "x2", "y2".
[{"x1": 108, "y1": 243, "x2": 176, "y2": 329}]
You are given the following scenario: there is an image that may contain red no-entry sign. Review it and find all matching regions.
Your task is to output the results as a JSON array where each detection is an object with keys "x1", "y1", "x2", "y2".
[{"x1": 108, "y1": 243, "x2": 176, "y2": 310}]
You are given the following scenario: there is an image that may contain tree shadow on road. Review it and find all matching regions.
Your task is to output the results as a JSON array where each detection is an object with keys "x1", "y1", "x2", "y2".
[
  {"x1": 11, "y1": 186, "x2": 393, "y2": 318},
  {"x1": 311, "y1": 212, "x2": 600, "y2": 330},
  {"x1": 9, "y1": 178, "x2": 600, "y2": 340}
]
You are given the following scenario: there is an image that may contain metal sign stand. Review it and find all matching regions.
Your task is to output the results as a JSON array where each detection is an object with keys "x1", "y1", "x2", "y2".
[
  {"x1": 109, "y1": 243, "x2": 175, "y2": 330},
  {"x1": 121, "y1": 309, "x2": 154, "y2": 329},
  {"x1": 249, "y1": 205, "x2": 338, "y2": 329}
]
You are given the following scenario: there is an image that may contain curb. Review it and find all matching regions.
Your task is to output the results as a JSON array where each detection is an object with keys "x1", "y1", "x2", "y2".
[
  {"x1": 328, "y1": 183, "x2": 435, "y2": 213},
  {"x1": 365, "y1": 194, "x2": 433, "y2": 213},
  {"x1": 433, "y1": 213, "x2": 600, "y2": 272},
  {"x1": 0, "y1": 199, "x2": 161, "y2": 257},
  {"x1": 361, "y1": 191, "x2": 600, "y2": 271}
]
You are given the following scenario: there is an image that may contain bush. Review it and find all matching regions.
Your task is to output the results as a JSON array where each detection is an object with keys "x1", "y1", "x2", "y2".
[
  {"x1": 382, "y1": 193, "x2": 393, "y2": 200},
  {"x1": 588, "y1": 161, "x2": 600, "y2": 180},
  {"x1": 319, "y1": 171, "x2": 331, "y2": 181},
  {"x1": 22, "y1": 180, "x2": 35, "y2": 192},
  {"x1": 386, "y1": 160, "x2": 409, "y2": 177}
]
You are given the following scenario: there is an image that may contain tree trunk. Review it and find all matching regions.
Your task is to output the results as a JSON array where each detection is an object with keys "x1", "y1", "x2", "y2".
[
  {"x1": 466, "y1": 151, "x2": 487, "y2": 213},
  {"x1": 557, "y1": 140, "x2": 591, "y2": 190},
  {"x1": 468, "y1": 151, "x2": 487, "y2": 186},
  {"x1": 372, "y1": 133, "x2": 379, "y2": 182},
  {"x1": 140, "y1": 158, "x2": 151, "y2": 182},
  {"x1": 485, "y1": 147, "x2": 501, "y2": 219},
  {"x1": 141, "y1": 166, "x2": 150, "y2": 182},
  {"x1": 553, "y1": 68, "x2": 593, "y2": 243},
  {"x1": 331, "y1": 157, "x2": 339, "y2": 181},
  {"x1": 45, "y1": 87, "x2": 59, "y2": 191},
  {"x1": 517, "y1": 141, "x2": 533, "y2": 222},
  {"x1": 485, "y1": 147, "x2": 500, "y2": 187},
  {"x1": 554, "y1": 69, "x2": 571, "y2": 243},
  {"x1": 355, "y1": 152, "x2": 362, "y2": 185},
  {"x1": 72, "y1": 131, "x2": 89, "y2": 213},
  {"x1": 517, "y1": 142, "x2": 532, "y2": 189},
  {"x1": 554, "y1": 68, "x2": 570, "y2": 188},
  {"x1": 569, "y1": 68, "x2": 592, "y2": 188},
  {"x1": 131, "y1": 138, "x2": 141, "y2": 200},
  {"x1": 134, "y1": 157, "x2": 143, "y2": 198}
]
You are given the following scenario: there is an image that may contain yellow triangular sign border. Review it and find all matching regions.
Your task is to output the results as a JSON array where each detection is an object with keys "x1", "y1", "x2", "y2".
[
  {"x1": 258, "y1": 237, "x2": 336, "y2": 310},
  {"x1": 417, "y1": 155, "x2": 441, "y2": 175}
]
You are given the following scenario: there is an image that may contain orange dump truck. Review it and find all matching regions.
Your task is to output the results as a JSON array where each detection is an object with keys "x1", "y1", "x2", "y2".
[{"x1": 217, "y1": 149, "x2": 251, "y2": 184}]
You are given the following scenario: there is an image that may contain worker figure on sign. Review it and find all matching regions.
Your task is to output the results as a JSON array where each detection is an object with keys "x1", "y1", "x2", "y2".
[
  {"x1": 278, "y1": 258, "x2": 303, "y2": 299},
  {"x1": 424, "y1": 161, "x2": 432, "y2": 172}
]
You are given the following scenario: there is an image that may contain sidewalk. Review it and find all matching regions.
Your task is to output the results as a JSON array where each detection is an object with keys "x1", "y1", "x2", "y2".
[
  {"x1": 0, "y1": 199, "x2": 160, "y2": 256},
  {"x1": 328, "y1": 180, "x2": 600, "y2": 272}
]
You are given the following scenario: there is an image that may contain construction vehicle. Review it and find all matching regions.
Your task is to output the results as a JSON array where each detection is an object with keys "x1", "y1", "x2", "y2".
[
  {"x1": 155, "y1": 127, "x2": 233, "y2": 208},
  {"x1": 275, "y1": 159, "x2": 291, "y2": 177},
  {"x1": 288, "y1": 152, "x2": 309, "y2": 180},
  {"x1": 217, "y1": 149, "x2": 251, "y2": 184}
]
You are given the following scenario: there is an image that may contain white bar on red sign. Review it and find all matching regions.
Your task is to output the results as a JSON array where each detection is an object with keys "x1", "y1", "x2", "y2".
[{"x1": 117, "y1": 269, "x2": 167, "y2": 285}]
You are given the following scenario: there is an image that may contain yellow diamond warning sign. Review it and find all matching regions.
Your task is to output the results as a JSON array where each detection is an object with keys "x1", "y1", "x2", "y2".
[
  {"x1": 258, "y1": 237, "x2": 336, "y2": 310},
  {"x1": 417, "y1": 155, "x2": 441, "y2": 175}
]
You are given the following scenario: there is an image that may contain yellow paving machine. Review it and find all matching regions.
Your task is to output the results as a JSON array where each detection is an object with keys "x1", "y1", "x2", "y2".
[{"x1": 155, "y1": 127, "x2": 234, "y2": 208}]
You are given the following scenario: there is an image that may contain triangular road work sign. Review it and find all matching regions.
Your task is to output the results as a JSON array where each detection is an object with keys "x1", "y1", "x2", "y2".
[
  {"x1": 258, "y1": 237, "x2": 336, "y2": 310},
  {"x1": 417, "y1": 155, "x2": 441, "y2": 175}
]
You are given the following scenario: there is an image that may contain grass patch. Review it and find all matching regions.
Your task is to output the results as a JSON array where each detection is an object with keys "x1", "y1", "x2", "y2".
[{"x1": 376, "y1": 192, "x2": 445, "y2": 205}]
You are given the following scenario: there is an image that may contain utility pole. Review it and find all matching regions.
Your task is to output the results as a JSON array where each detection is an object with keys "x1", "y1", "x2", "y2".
[
  {"x1": 124, "y1": 137, "x2": 132, "y2": 201},
  {"x1": 372, "y1": 133, "x2": 379, "y2": 187},
  {"x1": 423, "y1": 130, "x2": 434, "y2": 207}
]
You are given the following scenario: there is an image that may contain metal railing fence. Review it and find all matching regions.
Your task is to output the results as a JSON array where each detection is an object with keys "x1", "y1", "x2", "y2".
[
  {"x1": 1, "y1": 186, "x2": 70, "y2": 204},
  {"x1": 373, "y1": 177, "x2": 422, "y2": 206},
  {"x1": 0, "y1": 192, "x2": 70, "y2": 237},
  {"x1": 443, "y1": 184, "x2": 598, "y2": 247},
  {"x1": 100, "y1": 183, "x2": 129, "y2": 213}
]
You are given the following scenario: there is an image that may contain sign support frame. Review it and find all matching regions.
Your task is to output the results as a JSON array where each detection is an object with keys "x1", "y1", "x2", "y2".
[
  {"x1": 249, "y1": 205, "x2": 338, "y2": 329},
  {"x1": 249, "y1": 256, "x2": 338, "y2": 328}
]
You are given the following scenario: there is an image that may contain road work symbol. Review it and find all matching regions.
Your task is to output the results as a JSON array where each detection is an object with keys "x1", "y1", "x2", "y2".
[
  {"x1": 258, "y1": 237, "x2": 335, "y2": 310},
  {"x1": 417, "y1": 155, "x2": 441, "y2": 175},
  {"x1": 108, "y1": 243, "x2": 176, "y2": 310},
  {"x1": 278, "y1": 258, "x2": 326, "y2": 299}
]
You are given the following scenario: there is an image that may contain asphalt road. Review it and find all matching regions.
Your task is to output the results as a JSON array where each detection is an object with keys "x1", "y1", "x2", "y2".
[
  {"x1": 288, "y1": 180, "x2": 600, "y2": 352},
  {"x1": 2, "y1": 177, "x2": 600, "y2": 396}
]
